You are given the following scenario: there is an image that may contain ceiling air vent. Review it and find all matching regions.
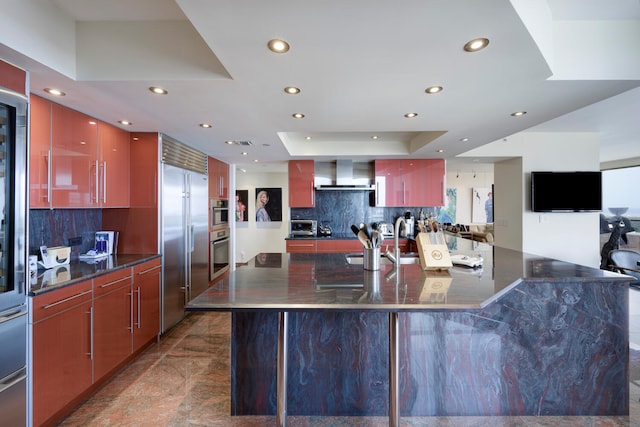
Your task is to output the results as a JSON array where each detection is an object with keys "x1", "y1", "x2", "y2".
[
  {"x1": 161, "y1": 134, "x2": 208, "y2": 175},
  {"x1": 229, "y1": 140, "x2": 253, "y2": 146}
]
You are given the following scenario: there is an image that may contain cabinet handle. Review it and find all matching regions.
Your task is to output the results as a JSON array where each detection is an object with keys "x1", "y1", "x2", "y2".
[
  {"x1": 128, "y1": 290, "x2": 134, "y2": 332},
  {"x1": 86, "y1": 306, "x2": 94, "y2": 360},
  {"x1": 137, "y1": 264, "x2": 161, "y2": 275},
  {"x1": 310, "y1": 182, "x2": 314, "y2": 206},
  {"x1": 46, "y1": 150, "x2": 51, "y2": 203},
  {"x1": 102, "y1": 161, "x2": 107, "y2": 204},
  {"x1": 402, "y1": 181, "x2": 406, "y2": 205},
  {"x1": 43, "y1": 289, "x2": 92, "y2": 309},
  {"x1": 99, "y1": 276, "x2": 131, "y2": 288},
  {"x1": 135, "y1": 286, "x2": 141, "y2": 329}
]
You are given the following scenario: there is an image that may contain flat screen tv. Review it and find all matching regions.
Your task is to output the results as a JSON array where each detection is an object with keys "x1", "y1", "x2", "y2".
[{"x1": 531, "y1": 171, "x2": 602, "y2": 212}]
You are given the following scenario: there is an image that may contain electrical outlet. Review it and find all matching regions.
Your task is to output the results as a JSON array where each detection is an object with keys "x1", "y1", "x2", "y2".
[{"x1": 68, "y1": 236, "x2": 82, "y2": 247}]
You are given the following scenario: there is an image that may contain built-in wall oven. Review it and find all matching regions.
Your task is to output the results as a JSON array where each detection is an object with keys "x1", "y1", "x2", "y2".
[
  {"x1": 211, "y1": 199, "x2": 229, "y2": 229},
  {"x1": 210, "y1": 228, "x2": 230, "y2": 281}
]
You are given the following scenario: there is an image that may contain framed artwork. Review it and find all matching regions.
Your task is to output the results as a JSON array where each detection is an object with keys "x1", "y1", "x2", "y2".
[
  {"x1": 255, "y1": 187, "x2": 282, "y2": 222},
  {"x1": 472, "y1": 187, "x2": 493, "y2": 223},
  {"x1": 437, "y1": 188, "x2": 457, "y2": 224},
  {"x1": 236, "y1": 190, "x2": 248, "y2": 222}
]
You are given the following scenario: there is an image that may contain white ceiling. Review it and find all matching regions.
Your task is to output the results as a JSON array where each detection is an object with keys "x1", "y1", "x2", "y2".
[{"x1": 1, "y1": 0, "x2": 639, "y2": 173}]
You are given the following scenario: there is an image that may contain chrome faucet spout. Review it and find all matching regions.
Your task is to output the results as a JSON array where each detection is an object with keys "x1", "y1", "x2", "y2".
[{"x1": 393, "y1": 217, "x2": 405, "y2": 271}]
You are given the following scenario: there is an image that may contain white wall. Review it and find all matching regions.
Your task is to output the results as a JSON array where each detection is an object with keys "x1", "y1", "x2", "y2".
[
  {"x1": 463, "y1": 132, "x2": 601, "y2": 267},
  {"x1": 235, "y1": 170, "x2": 289, "y2": 263}
]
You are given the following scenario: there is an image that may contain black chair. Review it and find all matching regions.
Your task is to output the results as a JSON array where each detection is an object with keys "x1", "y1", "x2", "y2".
[{"x1": 609, "y1": 249, "x2": 640, "y2": 289}]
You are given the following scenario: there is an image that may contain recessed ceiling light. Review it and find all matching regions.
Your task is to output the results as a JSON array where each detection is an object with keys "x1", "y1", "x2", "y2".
[
  {"x1": 305, "y1": 136, "x2": 312, "y2": 140},
  {"x1": 241, "y1": 152, "x2": 248, "y2": 156},
  {"x1": 225, "y1": 140, "x2": 234, "y2": 145},
  {"x1": 149, "y1": 86, "x2": 168, "y2": 95},
  {"x1": 268, "y1": 39, "x2": 290, "y2": 53},
  {"x1": 44, "y1": 88, "x2": 65, "y2": 96},
  {"x1": 511, "y1": 111, "x2": 527, "y2": 117},
  {"x1": 425, "y1": 86, "x2": 443, "y2": 94},
  {"x1": 292, "y1": 113, "x2": 305, "y2": 119},
  {"x1": 404, "y1": 112, "x2": 418, "y2": 118},
  {"x1": 200, "y1": 123, "x2": 212, "y2": 128},
  {"x1": 239, "y1": 168, "x2": 246, "y2": 173},
  {"x1": 284, "y1": 86, "x2": 300, "y2": 94},
  {"x1": 118, "y1": 120, "x2": 132, "y2": 126},
  {"x1": 463, "y1": 38, "x2": 490, "y2": 52},
  {"x1": 371, "y1": 135, "x2": 379, "y2": 140},
  {"x1": 437, "y1": 149, "x2": 445, "y2": 153},
  {"x1": 253, "y1": 159, "x2": 259, "y2": 163},
  {"x1": 460, "y1": 138, "x2": 469, "y2": 142}
]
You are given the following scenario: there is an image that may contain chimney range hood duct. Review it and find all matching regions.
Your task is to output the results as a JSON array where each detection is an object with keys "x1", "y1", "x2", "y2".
[{"x1": 314, "y1": 160, "x2": 375, "y2": 190}]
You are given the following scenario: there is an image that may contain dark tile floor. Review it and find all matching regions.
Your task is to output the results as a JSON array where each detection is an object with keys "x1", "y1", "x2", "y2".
[{"x1": 59, "y1": 308, "x2": 640, "y2": 427}]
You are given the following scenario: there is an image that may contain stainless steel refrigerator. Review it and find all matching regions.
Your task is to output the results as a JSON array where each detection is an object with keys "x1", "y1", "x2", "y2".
[
  {"x1": 0, "y1": 88, "x2": 27, "y2": 425},
  {"x1": 160, "y1": 136, "x2": 209, "y2": 332}
]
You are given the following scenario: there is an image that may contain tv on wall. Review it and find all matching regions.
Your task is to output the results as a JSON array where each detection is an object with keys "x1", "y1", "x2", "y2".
[{"x1": 531, "y1": 171, "x2": 602, "y2": 212}]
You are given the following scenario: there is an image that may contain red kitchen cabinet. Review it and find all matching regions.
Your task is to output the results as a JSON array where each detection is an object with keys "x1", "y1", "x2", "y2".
[
  {"x1": 29, "y1": 95, "x2": 51, "y2": 208},
  {"x1": 374, "y1": 159, "x2": 445, "y2": 207},
  {"x1": 316, "y1": 239, "x2": 363, "y2": 253},
  {"x1": 286, "y1": 239, "x2": 317, "y2": 253},
  {"x1": 0, "y1": 59, "x2": 27, "y2": 95},
  {"x1": 97, "y1": 121, "x2": 130, "y2": 207},
  {"x1": 288, "y1": 160, "x2": 315, "y2": 207},
  {"x1": 132, "y1": 258, "x2": 161, "y2": 352},
  {"x1": 93, "y1": 268, "x2": 134, "y2": 381},
  {"x1": 31, "y1": 281, "x2": 93, "y2": 427},
  {"x1": 209, "y1": 156, "x2": 229, "y2": 199},
  {"x1": 50, "y1": 103, "x2": 99, "y2": 207},
  {"x1": 422, "y1": 159, "x2": 445, "y2": 206}
]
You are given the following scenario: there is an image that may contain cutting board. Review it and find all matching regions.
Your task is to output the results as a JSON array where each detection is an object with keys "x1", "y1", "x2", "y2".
[{"x1": 415, "y1": 232, "x2": 453, "y2": 271}]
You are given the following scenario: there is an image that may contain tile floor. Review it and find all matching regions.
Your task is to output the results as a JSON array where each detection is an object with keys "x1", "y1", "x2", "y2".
[{"x1": 59, "y1": 289, "x2": 640, "y2": 427}]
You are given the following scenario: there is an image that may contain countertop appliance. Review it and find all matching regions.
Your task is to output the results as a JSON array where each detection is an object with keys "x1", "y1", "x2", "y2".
[
  {"x1": 0, "y1": 88, "x2": 27, "y2": 426},
  {"x1": 290, "y1": 219, "x2": 317, "y2": 237},
  {"x1": 318, "y1": 222, "x2": 332, "y2": 236},
  {"x1": 402, "y1": 211, "x2": 415, "y2": 237},
  {"x1": 160, "y1": 135, "x2": 210, "y2": 332}
]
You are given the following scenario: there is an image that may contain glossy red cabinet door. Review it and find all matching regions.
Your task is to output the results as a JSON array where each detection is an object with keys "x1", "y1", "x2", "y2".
[
  {"x1": 288, "y1": 160, "x2": 315, "y2": 207},
  {"x1": 132, "y1": 259, "x2": 161, "y2": 352},
  {"x1": 29, "y1": 95, "x2": 51, "y2": 208},
  {"x1": 32, "y1": 283, "x2": 93, "y2": 427},
  {"x1": 93, "y1": 269, "x2": 134, "y2": 381},
  {"x1": 422, "y1": 159, "x2": 445, "y2": 206},
  {"x1": 208, "y1": 157, "x2": 229, "y2": 199},
  {"x1": 51, "y1": 103, "x2": 99, "y2": 207},
  {"x1": 98, "y1": 121, "x2": 130, "y2": 207},
  {"x1": 374, "y1": 159, "x2": 403, "y2": 206}
]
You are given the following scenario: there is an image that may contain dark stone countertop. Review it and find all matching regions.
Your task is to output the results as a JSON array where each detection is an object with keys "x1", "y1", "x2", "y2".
[
  {"x1": 187, "y1": 236, "x2": 631, "y2": 312},
  {"x1": 28, "y1": 253, "x2": 161, "y2": 296}
]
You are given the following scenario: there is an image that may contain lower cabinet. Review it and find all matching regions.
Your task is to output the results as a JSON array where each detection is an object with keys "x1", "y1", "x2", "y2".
[
  {"x1": 133, "y1": 258, "x2": 161, "y2": 352},
  {"x1": 31, "y1": 281, "x2": 93, "y2": 427},
  {"x1": 30, "y1": 258, "x2": 161, "y2": 427},
  {"x1": 286, "y1": 240, "x2": 317, "y2": 253},
  {"x1": 93, "y1": 268, "x2": 134, "y2": 380}
]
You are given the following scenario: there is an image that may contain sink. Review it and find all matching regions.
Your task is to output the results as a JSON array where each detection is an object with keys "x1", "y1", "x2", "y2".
[{"x1": 344, "y1": 252, "x2": 421, "y2": 265}]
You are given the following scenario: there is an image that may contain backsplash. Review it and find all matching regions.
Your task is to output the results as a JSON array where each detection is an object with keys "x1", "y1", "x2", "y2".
[
  {"x1": 290, "y1": 191, "x2": 444, "y2": 235},
  {"x1": 29, "y1": 209, "x2": 102, "y2": 258}
]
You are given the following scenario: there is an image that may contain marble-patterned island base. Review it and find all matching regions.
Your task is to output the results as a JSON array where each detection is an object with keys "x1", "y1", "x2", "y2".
[{"x1": 232, "y1": 278, "x2": 629, "y2": 417}]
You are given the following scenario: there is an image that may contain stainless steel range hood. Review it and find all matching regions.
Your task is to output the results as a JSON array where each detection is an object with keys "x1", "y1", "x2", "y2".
[{"x1": 314, "y1": 160, "x2": 374, "y2": 190}]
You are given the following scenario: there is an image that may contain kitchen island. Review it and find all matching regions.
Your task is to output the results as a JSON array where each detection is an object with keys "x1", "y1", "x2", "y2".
[{"x1": 186, "y1": 237, "x2": 633, "y2": 426}]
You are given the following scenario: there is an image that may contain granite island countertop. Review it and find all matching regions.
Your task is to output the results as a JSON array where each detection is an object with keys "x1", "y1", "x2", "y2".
[
  {"x1": 29, "y1": 253, "x2": 161, "y2": 296},
  {"x1": 187, "y1": 236, "x2": 631, "y2": 311}
]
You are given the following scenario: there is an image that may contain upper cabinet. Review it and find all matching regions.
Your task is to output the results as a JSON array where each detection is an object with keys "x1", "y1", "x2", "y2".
[
  {"x1": 374, "y1": 159, "x2": 445, "y2": 207},
  {"x1": 97, "y1": 121, "x2": 130, "y2": 207},
  {"x1": 29, "y1": 95, "x2": 51, "y2": 208},
  {"x1": 288, "y1": 160, "x2": 315, "y2": 207},
  {"x1": 208, "y1": 157, "x2": 229, "y2": 199},
  {"x1": 51, "y1": 102, "x2": 99, "y2": 208},
  {"x1": 29, "y1": 96, "x2": 130, "y2": 208}
]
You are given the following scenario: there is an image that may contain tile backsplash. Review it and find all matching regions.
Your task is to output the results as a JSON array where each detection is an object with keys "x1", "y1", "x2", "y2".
[{"x1": 291, "y1": 191, "x2": 440, "y2": 235}]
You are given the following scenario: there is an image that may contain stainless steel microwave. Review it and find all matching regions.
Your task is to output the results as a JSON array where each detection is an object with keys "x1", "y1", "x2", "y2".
[
  {"x1": 211, "y1": 199, "x2": 229, "y2": 229},
  {"x1": 289, "y1": 219, "x2": 317, "y2": 237}
]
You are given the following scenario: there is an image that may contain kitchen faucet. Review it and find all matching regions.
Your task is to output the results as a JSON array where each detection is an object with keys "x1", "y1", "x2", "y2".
[{"x1": 384, "y1": 216, "x2": 405, "y2": 272}]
